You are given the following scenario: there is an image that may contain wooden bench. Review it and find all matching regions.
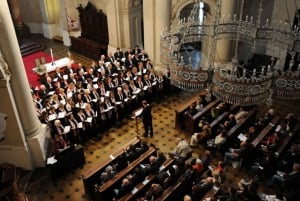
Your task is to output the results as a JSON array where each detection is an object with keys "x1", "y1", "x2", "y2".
[
  {"x1": 117, "y1": 158, "x2": 175, "y2": 201},
  {"x1": 275, "y1": 124, "x2": 299, "y2": 157},
  {"x1": 210, "y1": 104, "x2": 239, "y2": 132},
  {"x1": 200, "y1": 187, "x2": 220, "y2": 201},
  {"x1": 82, "y1": 136, "x2": 141, "y2": 200},
  {"x1": 251, "y1": 115, "x2": 281, "y2": 148},
  {"x1": 226, "y1": 107, "x2": 258, "y2": 140},
  {"x1": 95, "y1": 147, "x2": 157, "y2": 201},
  {"x1": 175, "y1": 91, "x2": 206, "y2": 130},
  {"x1": 185, "y1": 99, "x2": 222, "y2": 134},
  {"x1": 155, "y1": 174, "x2": 187, "y2": 201}
]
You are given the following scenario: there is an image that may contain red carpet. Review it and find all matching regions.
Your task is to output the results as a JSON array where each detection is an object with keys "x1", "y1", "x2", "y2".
[{"x1": 22, "y1": 51, "x2": 52, "y2": 88}]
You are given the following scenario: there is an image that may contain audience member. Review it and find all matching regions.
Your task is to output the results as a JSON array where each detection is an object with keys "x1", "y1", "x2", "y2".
[
  {"x1": 50, "y1": 134, "x2": 67, "y2": 155},
  {"x1": 99, "y1": 165, "x2": 116, "y2": 184},
  {"x1": 169, "y1": 138, "x2": 192, "y2": 160},
  {"x1": 113, "y1": 178, "x2": 133, "y2": 198}
]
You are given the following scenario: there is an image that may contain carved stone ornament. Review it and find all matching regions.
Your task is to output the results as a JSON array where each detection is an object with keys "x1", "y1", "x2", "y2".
[{"x1": 0, "y1": 50, "x2": 12, "y2": 80}]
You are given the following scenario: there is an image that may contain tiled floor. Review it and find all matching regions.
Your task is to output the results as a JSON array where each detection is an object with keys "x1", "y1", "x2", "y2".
[{"x1": 16, "y1": 36, "x2": 300, "y2": 201}]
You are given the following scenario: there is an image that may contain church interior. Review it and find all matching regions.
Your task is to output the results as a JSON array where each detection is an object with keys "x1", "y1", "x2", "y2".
[{"x1": 0, "y1": 0, "x2": 300, "y2": 201}]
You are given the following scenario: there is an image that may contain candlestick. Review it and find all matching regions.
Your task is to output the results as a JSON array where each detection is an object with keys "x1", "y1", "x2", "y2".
[{"x1": 50, "y1": 48, "x2": 55, "y2": 66}]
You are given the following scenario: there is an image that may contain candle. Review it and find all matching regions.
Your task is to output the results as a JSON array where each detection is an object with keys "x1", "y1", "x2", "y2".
[{"x1": 50, "y1": 48, "x2": 54, "y2": 60}]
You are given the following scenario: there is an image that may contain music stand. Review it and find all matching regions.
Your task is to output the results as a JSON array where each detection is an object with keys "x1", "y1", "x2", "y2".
[{"x1": 133, "y1": 107, "x2": 143, "y2": 135}]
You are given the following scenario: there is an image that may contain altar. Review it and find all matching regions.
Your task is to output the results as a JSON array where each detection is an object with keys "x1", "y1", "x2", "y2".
[{"x1": 33, "y1": 57, "x2": 71, "y2": 75}]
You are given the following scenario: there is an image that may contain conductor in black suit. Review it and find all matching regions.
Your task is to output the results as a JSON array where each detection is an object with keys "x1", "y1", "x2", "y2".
[{"x1": 140, "y1": 100, "x2": 153, "y2": 137}]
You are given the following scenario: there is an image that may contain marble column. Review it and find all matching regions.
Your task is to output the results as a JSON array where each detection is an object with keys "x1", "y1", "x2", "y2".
[
  {"x1": 0, "y1": 1, "x2": 42, "y2": 138},
  {"x1": 143, "y1": 0, "x2": 171, "y2": 70},
  {"x1": 0, "y1": 0, "x2": 49, "y2": 169},
  {"x1": 215, "y1": 0, "x2": 238, "y2": 63}
]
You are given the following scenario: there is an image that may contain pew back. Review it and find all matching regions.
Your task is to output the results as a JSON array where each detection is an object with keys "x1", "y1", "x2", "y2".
[
  {"x1": 185, "y1": 99, "x2": 222, "y2": 134},
  {"x1": 95, "y1": 147, "x2": 157, "y2": 201},
  {"x1": 175, "y1": 92, "x2": 206, "y2": 130},
  {"x1": 82, "y1": 137, "x2": 140, "y2": 200},
  {"x1": 252, "y1": 115, "x2": 281, "y2": 147}
]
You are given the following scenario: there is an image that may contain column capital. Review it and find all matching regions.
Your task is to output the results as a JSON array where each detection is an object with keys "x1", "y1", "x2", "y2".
[{"x1": 0, "y1": 49, "x2": 12, "y2": 81}]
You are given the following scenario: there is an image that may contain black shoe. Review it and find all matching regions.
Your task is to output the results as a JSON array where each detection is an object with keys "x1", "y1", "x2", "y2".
[{"x1": 143, "y1": 135, "x2": 148, "y2": 137}]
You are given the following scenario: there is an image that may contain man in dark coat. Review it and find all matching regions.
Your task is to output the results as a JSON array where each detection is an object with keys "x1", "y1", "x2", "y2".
[{"x1": 140, "y1": 100, "x2": 153, "y2": 137}]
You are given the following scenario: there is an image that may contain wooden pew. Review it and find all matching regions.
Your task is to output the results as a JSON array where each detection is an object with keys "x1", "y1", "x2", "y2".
[
  {"x1": 210, "y1": 104, "x2": 239, "y2": 132},
  {"x1": 185, "y1": 99, "x2": 222, "y2": 134},
  {"x1": 95, "y1": 147, "x2": 157, "y2": 201},
  {"x1": 82, "y1": 136, "x2": 141, "y2": 200},
  {"x1": 274, "y1": 124, "x2": 299, "y2": 157},
  {"x1": 117, "y1": 158, "x2": 175, "y2": 201},
  {"x1": 251, "y1": 115, "x2": 281, "y2": 148},
  {"x1": 175, "y1": 92, "x2": 206, "y2": 130},
  {"x1": 201, "y1": 187, "x2": 220, "y2": 201},
  {"x1": 226, "y1": 107, "x2": 258, "y2": 140},
  {"x1": 155, "y1": 175, "x2": 187, "y2": 201}
]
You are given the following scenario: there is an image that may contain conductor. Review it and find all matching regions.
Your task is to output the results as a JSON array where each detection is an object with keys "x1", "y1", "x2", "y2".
[{"x1": 140, "y1": 100, "x2": 153, "y2": 137}]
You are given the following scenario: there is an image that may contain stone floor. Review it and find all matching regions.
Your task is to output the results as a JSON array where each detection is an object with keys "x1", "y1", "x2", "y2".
[{"x1": 12, "y1": 36, "x2": 300, "y2": 201}]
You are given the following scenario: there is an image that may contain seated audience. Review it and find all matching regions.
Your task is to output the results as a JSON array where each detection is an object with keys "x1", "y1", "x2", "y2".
[
  {"x1": 113, "y1": 178, "x2": 133, "y2": 198},
  {"x1": 50, "y1": 134, "x2": 67, "y2": 155},
  {"x1": 99, "y1": 165, "x2": 116, "y2": 184},
  {"x1": 127, "y1": 166, "x2": 145, "y2": 186},
  {"x1": 223, "y1": 141, "x2": 249, "y2": 165},
  {"x1": 169, "y1": 138, "x2": 192, "y2": 160},
  {"x1": 267, "y1": 163, "x2": 300, "y2": 189}
]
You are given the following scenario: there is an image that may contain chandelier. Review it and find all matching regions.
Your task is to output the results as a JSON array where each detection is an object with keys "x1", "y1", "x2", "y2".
[{"x1": 160, "y1": 0, "x2": 300, "y2": 106}]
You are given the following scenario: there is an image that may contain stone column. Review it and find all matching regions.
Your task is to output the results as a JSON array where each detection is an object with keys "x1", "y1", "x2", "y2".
[
  {"x1": 0, "y1": 0, "x2": 49, "y2": 169},
  {"x1": 0, "y1": 1, "x2": 42, "y2": 139},
  {"x1": 143, "y1": 0, "x2": 171, "y2": 70},
  {"x1": 215, "y1": 0, "x2": 238, "y2": 63}
]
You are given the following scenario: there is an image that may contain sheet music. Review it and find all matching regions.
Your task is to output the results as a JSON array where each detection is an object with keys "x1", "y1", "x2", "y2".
[
  {"x1": 63, "y1": 74, "x2": 68, "y2": 80},
  {"x1": 93, "y1": 77, "x2": 99, "y2": 82},
  {"x1": 85, "y1": 117, "x2": 93, "y2": 123},
  {"x1": 64, "y1": 125, "x2": 71, "y2": 134},
  {"x1": 67, "y1": 92, "x2": 73, "y2": 98},
  {"x1": 238, "y1": 133, "x2": 247, "y2": 142},
  {"x1": 59, "y1": 99, "x2": 66, "y2": 105},
  {"x1": 47, "y1": 156, "x2": 57, "y2": 165},
  {"x1": 135, "y1": 108, "x2": 143, "y2": 117},
  {"x1": 48, "y1": 114, "x2": 57, "y2": 121},
  {"x1": 159, "y1": 165, "x2": 165, "y2": 172},
  {"x1": 142, "y1": 178, "x2": 149, "y2": 185},
  {"x1": 131, "y1": 187, "x2": 138, "y2": 194},
  {"x1": 58, "y1": 112, "x2": 66, "y2": 119},
  {"x1": 94, "y1": 111, "x2": 98, "y2": 117},
  {"x1": 77, "y1": 122, "x2": 83, "y2": 128},
  {"x1": 132, "y1": 88, "x2": 141, "y2": 94},
  {"x1": 48, "y1": 91, "x2": 55, "y2": 96},
  {"x1": 81, "y1": 103, "x2": 87, "y2": 109}
]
